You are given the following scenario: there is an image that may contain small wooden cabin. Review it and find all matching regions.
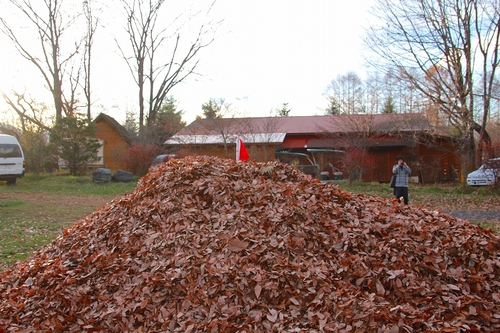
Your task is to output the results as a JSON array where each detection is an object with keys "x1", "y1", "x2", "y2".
[{"x1": 93, "y1": 113, "x2": 131, "y2": 171}]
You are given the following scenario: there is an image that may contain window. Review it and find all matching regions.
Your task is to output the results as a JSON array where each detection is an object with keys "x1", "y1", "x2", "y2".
[{"x1": 0, "y1": 144, "x2": 22, "y2": 158}]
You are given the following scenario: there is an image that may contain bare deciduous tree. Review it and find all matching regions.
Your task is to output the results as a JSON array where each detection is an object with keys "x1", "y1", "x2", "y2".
[
  {"x1": 115, "y1": 0, "x2": 219, "y2": 141},
  {"x1": 364, "y1": 0, "x2": 500, "y2": 176},
  {"x1": 324, "y1": 71, "x2": 365, "y2": 114},
  {"x1": 244, "y1": 112, "x2": 284, "y2": 161}
]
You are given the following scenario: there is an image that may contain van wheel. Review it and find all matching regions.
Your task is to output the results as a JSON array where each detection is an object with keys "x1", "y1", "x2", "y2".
[{"x1": 6, "y1": 178, "x2": 16, "y2": 185}]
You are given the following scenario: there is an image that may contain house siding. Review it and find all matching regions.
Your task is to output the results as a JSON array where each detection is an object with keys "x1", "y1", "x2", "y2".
[
  {"x1": 94, "y1": 119, "x2": 129, "y2": 171},
  {"x1": 174, "y1": 138, "x2": 460, "y2": 183},
  {"x1": 417, "y1": 140, "x2": 460, "y2": 183},
  {"x1": 178, "y1": 143, "x2": 283, "y2": 162},
  {"x1": 368, "y1": 147, "x2": 404, "y2": 182}
]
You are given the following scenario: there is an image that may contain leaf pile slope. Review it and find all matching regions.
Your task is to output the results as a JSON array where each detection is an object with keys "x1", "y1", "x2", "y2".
[{"x1": 1, "y1": 155, "x2": 500, "y2": 332}]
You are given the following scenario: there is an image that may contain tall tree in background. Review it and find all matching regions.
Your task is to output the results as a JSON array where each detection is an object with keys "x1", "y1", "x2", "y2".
[
  {"x1": 325, "y1": 68, "x2": 426, "y2": 115},
  {"x1": 325, "y1": 97, "x2": 342, "y2": 115},
  {"x1": 0, "y1": 0, "x2": 88, "y2": 121},
  {"x1": 382, "y1": 96, "x2": 395, "y2": 114},
  {"x1": 364, "y1": 71, "x2": 383, "y2": 114},
  {"x1": 201, "y1": 98, "x2": 225, "y2": 119},
  {"x1": 116, "y1": 0, "x2": 219, "y2": 142},
  {"x1": 123, "y1": 110, "x2": 139, "y2": 142},
  {"x1": 384, "y1": 67, "x2": 423, "y2": 114},
  {"x1": 324, "y1": 71, "x2": 365, "y2": 114},
  {"x1": 365, "y1": 0, "x2": 500, "y2": 175}
]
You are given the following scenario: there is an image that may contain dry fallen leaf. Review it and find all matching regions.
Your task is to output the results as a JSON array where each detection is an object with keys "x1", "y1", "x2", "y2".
[
  {"x1": 226, "y1": 237, "x2": 248, "y2": 252},
  {"x1": 254, "y1": 284, "x2": 262, "y2": 299}
]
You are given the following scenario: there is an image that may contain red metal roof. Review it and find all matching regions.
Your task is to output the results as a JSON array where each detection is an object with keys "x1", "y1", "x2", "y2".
[
  {"x1": 166, "y1": 113, "x2": 435, "y2": 146},
  {"x1": 173, "y1": 113, "x2": 432, "y2": 137}
]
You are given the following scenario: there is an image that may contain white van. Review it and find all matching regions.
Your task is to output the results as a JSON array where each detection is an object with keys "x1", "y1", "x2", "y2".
[{"x1": 0, "y1": 134, "x2": 25, "y2": 185}]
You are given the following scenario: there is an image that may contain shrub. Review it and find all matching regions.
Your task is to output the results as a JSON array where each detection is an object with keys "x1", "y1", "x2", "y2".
[
  {"x1": 20, "y1": 130, "x2": 57, "y2": 175},
  {"x1": 121, "y1": 143, "x2": 163, "y2": 176}
]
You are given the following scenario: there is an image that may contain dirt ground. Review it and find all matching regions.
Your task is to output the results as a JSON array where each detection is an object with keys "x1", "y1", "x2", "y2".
[{"x1": 0, "y1": 192, "x2": 113, "y2": 207}]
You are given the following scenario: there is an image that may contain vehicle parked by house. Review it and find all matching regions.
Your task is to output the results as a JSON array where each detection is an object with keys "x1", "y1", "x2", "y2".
[
  {"x1": 0, "y1": 134, "x2": 25, "y2": 185},
  {"x1": 275, "y1": 149, "x2": 344, "y2": 180},
  {"x1": 466, "y1": 158, "x2": 500, "y2": 186},
  {"x1": 151, "y1": 154, "x2": 177, "y2": 168}
]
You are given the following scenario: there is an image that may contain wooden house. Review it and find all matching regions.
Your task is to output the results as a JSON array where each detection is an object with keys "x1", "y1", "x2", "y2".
[
  {"x1": 92, "y1": 113, "x2": 131, "y2": 171},
  {"x1": 165, "y1": 113, "x2": 461, "y2": 183}
]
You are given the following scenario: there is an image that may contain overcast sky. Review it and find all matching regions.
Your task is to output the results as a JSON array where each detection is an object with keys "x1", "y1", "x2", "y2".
[{"x1": 0, "y1": 0, "x2": 375, "y2": 125}]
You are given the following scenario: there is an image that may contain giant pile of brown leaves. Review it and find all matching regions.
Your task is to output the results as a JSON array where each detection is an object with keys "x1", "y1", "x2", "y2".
[{"x1": 1, "y1": 156, "x2": 500, "y2": 332}]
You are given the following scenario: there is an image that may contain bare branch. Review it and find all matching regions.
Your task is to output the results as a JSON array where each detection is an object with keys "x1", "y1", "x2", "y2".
[
  {"x1": 2, "y1": 90, "x2": 52, "y2": 131},
  {"x1": 0, "y1": 0, "x2": 86, "y2": 120}
]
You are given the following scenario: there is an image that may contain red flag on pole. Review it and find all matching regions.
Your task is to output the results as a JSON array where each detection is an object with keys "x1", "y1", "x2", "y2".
[{"x1": 236, "y1": 137, "x2": 249, "y2": 162}]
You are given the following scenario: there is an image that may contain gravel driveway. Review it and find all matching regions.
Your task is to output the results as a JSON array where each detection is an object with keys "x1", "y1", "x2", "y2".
[{"x1": 444, "y1": 210, "x2": 500, "y2": 222}]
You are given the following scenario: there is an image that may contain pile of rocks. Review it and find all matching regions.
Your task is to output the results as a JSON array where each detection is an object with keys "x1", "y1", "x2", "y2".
[{"x1": 1, "y1": 156, "x2": 499, "y2": 332}]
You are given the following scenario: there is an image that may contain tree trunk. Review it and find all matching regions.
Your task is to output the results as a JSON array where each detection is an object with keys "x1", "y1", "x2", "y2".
[{"x1": 461, "y1": 130, "x2": 476, "y2": 182}]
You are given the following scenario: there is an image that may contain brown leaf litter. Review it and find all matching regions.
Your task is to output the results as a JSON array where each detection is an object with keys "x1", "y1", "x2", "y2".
[{"x1": 1, "y1": 155, "x2": 500, "y2": 332}]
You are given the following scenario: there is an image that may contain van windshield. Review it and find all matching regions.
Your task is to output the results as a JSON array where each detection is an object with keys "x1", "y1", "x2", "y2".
[{"x1": 0, "y1": 144, "x2": 22, "y2": 158}]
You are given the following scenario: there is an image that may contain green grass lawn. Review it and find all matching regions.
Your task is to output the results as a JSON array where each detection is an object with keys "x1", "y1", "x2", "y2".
[
  {"x1": 0, "y1": 199, "x2": 63, "y2": 263},
  {"x1": 1, "y1": 172, "x2": 138, "y2": 195}
]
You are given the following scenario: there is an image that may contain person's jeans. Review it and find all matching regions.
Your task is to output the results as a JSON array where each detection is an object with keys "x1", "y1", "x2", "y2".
[{"x1": 394, "y1": 187, "x2": 409, "y2": 205}]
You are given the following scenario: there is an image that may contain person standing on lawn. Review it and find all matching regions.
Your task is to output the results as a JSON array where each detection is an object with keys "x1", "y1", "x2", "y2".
[{"x1": 392, "y1": 156, "x2": 411, "y2": 205}]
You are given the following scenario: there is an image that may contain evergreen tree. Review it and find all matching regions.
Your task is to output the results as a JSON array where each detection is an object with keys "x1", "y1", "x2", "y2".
[
  {"x1": 382, "y1": 96, "x2": 395, "y2": 114},
  {"x1": 277, "y1": 103, "x2": 291, "y2": 117},
  {"x1": 325, "y1": 97, "x2": 342, "y2": 115},
  {"x1": 202, "y1": 98, "x2": 225, "y2": 119},
  {"x1": 49, "y1": 117, "x2": 101, "y2": 176},
  {"x1": 124, "y1": 110, "x2": 139, "y2": 142}
]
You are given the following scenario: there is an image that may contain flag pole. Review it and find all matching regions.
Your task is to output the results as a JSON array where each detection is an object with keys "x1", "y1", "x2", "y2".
[{"x1": 236, "y1": 136, "x2": 241, "y2": 162}]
